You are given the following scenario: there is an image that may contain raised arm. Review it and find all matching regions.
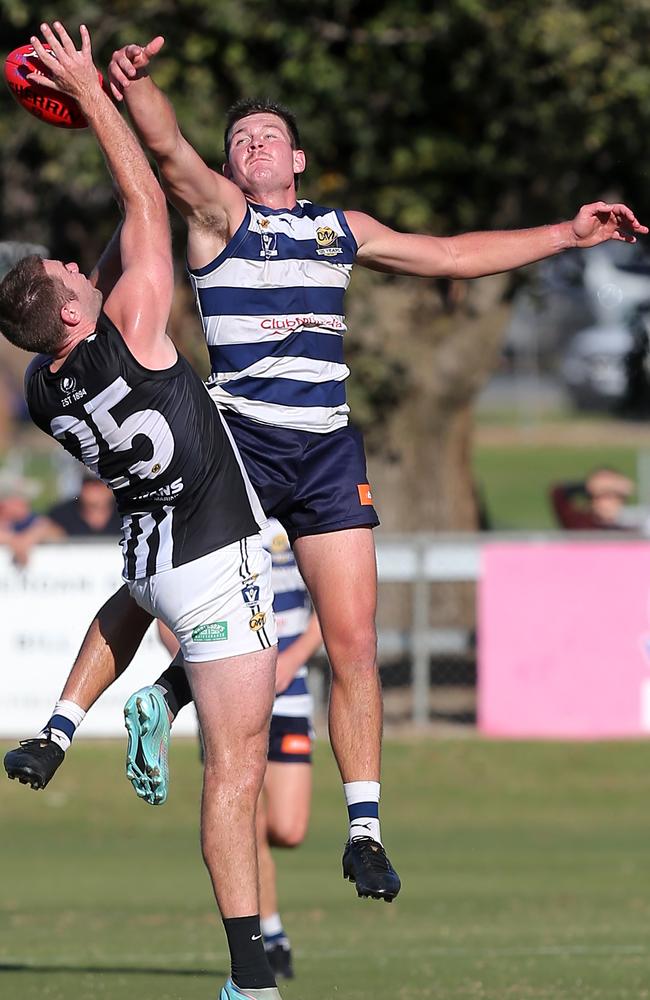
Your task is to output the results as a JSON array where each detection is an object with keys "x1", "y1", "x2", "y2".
[
  {"x1": 107, "y1": 38, "x2": 246, "y2": 266},
  {"x1": 30, "y1": 22, "x2": 174, "y2": 367},
  {"x1": 348, "y1": 202, "x2": 648, "y2": 280}
]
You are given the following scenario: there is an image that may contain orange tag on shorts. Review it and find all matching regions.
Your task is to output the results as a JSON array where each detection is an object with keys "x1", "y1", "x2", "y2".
[
  {"x1": 280, "y1": 733, "x2": 311, "y2": 755},
  {"x1": 357, "y1": 483, "x2": 373, "y2": 506}
]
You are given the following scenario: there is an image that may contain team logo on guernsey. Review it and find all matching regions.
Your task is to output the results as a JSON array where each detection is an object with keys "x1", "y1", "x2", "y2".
[
  {"x1": 260, "y1": 231, "x2": 278, "y2": 258},
  {"x1": 59, "y1": 374, "x2": 87, "y2": 407},
  {"x1": 249, "y1": 611, "x2": 267, "y2": 631},
  {"x1": 316, "y1": 226, "x2": 343, "y2": 257},
  {"x1": 192, "y1": 621, "x2": 228, "y2": 641}
]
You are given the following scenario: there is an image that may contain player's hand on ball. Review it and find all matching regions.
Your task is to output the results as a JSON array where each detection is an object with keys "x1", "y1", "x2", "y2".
[
  {"x1": 28, "y1": 22, "x2": 100, "y2": 103},
  {"x1": 107, "y1": 36, "x2": 164, "y2": 101},
  {"x1": 570, "y1": 201, "x2": 648, "y2": 248}
]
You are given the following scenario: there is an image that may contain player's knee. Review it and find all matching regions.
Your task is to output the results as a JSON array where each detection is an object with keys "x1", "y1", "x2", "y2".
[
  {"x1": 326, "y1": 622, "x2": 377, "y2": 670},
  {"x1": 267, "y1": 819, "x2": 308, "y2": 848},
  {"x1": 203, "y1": 755, "x2": 265, "y2": 801}
]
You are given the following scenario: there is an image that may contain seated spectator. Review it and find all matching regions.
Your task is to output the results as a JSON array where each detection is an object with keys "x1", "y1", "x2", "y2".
[
  {"x1": 46, "y1": 474, "x2": 121, "y2": 537},
  {"x1": 550, "y1": 467, "x2": 635, "y2": 530},
  {"x1": 0, "y1": 470, "x2": 40, "y2": 541},
  {"x1": 9, "y1": 474, "x2": 120, "y2": 565}
]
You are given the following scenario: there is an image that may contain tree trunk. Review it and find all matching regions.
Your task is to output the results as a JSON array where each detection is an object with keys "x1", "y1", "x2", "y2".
[{"x1": 347, "y1": 270, "x2": 511, "y2": 533}]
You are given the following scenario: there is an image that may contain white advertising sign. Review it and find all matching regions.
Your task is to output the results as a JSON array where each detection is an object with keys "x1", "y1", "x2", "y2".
[{"x1": 0, "y1": 542, "x2": 198, "y2": 738}]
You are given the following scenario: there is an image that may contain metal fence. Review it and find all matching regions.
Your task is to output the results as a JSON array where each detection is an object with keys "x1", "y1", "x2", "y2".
[{"x1": 308, "y1": 532, "x2": 483, "y2": 729}]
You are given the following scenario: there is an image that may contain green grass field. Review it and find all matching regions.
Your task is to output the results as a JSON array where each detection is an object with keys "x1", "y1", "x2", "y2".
[{"x1": 3, "y1": 738, "x2": 650, "y2": 999}]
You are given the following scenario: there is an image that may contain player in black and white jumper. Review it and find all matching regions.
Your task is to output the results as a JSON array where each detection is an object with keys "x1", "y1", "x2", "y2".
[{"x1": 0, "y1": 22, "x2": 281, "y2": 1000}]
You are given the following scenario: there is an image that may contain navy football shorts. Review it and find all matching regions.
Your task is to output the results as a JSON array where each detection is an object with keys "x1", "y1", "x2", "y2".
[
  {"x1": 268, "y1": 714, "x2": 313, "y2": 764},
  {"x1": 223, "y1": 411, "x2": 380, "y2": 544}
]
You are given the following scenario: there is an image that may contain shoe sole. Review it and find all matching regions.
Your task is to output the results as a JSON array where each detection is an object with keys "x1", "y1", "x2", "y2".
[
  {"x1": 5, "y1": 767, "x2": 46, "y2": 790},
  {"x1": 342, "y1": 868, "x2": 399, "y2": 902},
  {"x1": 124, "y1": 690, "x2": 169, "y2": 806}
]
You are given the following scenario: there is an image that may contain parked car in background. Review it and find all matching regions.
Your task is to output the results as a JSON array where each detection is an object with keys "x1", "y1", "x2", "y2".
[{"x1": 503, "y1": 239, "x2": 650, "y2": 413}]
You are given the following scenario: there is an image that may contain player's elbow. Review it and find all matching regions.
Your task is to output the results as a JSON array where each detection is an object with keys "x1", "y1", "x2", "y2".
[
  {"x1": 125, "y1": 183, "x2": 168, "y2": 226},
  {"x1": 142, "y1": 182, "x2": 168, "y2": 216}
]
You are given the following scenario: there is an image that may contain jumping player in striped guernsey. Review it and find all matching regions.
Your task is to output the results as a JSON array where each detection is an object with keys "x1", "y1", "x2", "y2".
[
  {"x1": 0, "y1": 23, "x2": 283, "y2": 1000},
  {"x1": 8, "y1": 32, "x2": 645, "y2": 906},
  {"x1": 146, "y1": 516, "x2": 320, "y2": 979},
  {"x1": 104, "y1": 35, "x2": 647, "y2": 904}
]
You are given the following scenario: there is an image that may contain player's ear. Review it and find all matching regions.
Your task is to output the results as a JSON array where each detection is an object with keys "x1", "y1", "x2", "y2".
[
  {"x1": 293, "y1": 149, "x2": 306, "y2": 177},
  {"x1": 222, "y1": 160, "x2": 233, "y2": 180},
  {"x1": 60, "y1": 299, "x2": 81, "y2": 328}
]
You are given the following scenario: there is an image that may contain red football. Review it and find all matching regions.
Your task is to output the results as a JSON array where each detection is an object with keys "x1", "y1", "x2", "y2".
[{"x1": 4, "y1": 43, "x2": 103, "y2": 129}]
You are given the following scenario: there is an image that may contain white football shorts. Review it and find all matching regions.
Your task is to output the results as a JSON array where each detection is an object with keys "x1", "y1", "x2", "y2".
[{"x1": 128, "y1": 534, "x2": 277, "y2": 663}]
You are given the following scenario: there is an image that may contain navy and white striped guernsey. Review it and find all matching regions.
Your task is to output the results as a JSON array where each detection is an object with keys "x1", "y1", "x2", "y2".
[
  {"x1": 189, "y1": 200, "x2": 357, "y2": 434},
  {"x1": 262, "y1": 518, "x2": 313, "y2": 719}
]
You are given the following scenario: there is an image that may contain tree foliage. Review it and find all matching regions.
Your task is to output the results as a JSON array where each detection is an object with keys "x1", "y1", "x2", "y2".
[
  {"x1": 4, "y1": 0, "x2": 650, "y2": 254},
  {"x1": 3, "y1": 1, "x2": 650, "y2": 528}
]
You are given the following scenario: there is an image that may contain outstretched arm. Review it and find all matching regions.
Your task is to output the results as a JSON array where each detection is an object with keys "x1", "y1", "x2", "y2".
[
  {"x1": 58, "y1": 586, "x2": 153, "y2": 712},
  {"x1": 348, "y1": 202, "x2": 648, "y2": 279},
  {"x1": 275, "y1": 612, "x2": 323, "y2": 694},
  {"x1": 107, "y1": 37, "x2": 246, "y2": 265},
  {"x1": 29, "y1": 22, "x2": 174, "y2": 366}
]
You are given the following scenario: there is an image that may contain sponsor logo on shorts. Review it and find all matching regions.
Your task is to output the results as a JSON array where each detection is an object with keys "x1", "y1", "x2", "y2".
[
  {"x1": 357, "y1": 483, "x2": 374, "y2": 506},
  {"x1": 280, "y1": 733, "x2": 312, "y2": 755},
  {"x1": 192, "y1": 621, "x2": 228, "y2": 642},
  {"x1": 242, "y1": 584, "x2": 261, "y2": 605},
  {"x1": 249, "y1": 611, "x2": 266, "y2": 631}
]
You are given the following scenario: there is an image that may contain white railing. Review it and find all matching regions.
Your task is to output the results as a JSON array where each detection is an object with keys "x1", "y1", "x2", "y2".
[{"x1": 2, "y1": 532, "x2": 641, "y2": 735}]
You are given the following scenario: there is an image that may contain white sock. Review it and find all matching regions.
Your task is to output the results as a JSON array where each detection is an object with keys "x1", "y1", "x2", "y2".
[
  {"x1": 39, "y1": 699, "x2": 86, "y2": 752},
  {"x1": 261, "y1": 912, "x2": 288, "y2": 946},
  {"x1": 344, "y1": 780, "x2": 382, "y2": 844}
]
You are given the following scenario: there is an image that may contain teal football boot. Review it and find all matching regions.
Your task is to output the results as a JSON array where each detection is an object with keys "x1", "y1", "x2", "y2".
[
  {"x1": 219, "y1": 978, "x2": 283, "y2": 1000},
  {"x1": 124, "y1": 686, "x2": 170, "y2": 805}
]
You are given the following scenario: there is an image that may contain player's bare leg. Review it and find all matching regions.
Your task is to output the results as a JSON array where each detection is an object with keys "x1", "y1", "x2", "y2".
[
  {"x1": 293, "y1": 527, "x2": 401, "y2": 900},
  {"x1": 185, "y1": 646, "x2": 276, "y2": 917},
  {"x1": 264, "y1": 761, "x2": 311, "y2": 848},
  {"x1": 4, "y1": 586, "x2": 152, "y2": 789}
]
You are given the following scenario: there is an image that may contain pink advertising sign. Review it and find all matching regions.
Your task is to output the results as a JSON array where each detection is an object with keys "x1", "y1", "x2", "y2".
[{"x1": 478, "y1": 542, "x2": 650, "y2": 738}]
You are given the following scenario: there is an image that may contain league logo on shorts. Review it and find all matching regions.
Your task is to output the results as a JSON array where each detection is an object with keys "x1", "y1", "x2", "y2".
[
  {"x1": 242, "y1": 583, "x2": 261, "y2": 606},
  {"x1": 249, "y1": 611, "x2": 266, "y2": 631}
]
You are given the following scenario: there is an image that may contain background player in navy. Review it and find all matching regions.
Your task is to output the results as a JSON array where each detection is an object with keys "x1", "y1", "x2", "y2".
[{"x1": 0, "y1": 23, "x2": 281, "y2": 1000}]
